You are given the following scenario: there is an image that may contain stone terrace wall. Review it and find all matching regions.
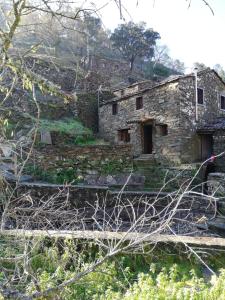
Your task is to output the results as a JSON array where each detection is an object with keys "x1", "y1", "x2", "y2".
[
  {"x1": 34, "y1": 144, "x2": 131, "y2": 165},
  {"x1": 13, "y1": 183, "x2": 216, "y2": 230},
  {"x1": 29, "y1": 145, "x2": 133, "y2": 183}
]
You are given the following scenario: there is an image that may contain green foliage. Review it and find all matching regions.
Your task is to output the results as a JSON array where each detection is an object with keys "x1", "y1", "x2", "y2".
[
  {"x1": 24, "y1": 165, "x2": 84, "y2": 184},
  {"x1": 0, "y1": 118, "x2": 13, "y2": 139},
  {"x1": 38, "y1": 118, "x2": 92, "y2": 137},
  {"x1": 110, "y1": 22, "x2": 160, "y2": 71},
  {"x1": 25, "y1": 157, "x2": 132, "y2": 184},
  {"x1": 100, "y1": 158, "x2": 132, "y2": 175},
  {"x1": 1, "y1": 237, "x2": 225, "y2": 300},
  {"x1": 143, "y1": 61, "x2": 181, "y2": 79}
]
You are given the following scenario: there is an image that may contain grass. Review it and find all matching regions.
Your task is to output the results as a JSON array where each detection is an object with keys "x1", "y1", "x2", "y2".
[
  {"x1": 36, "y1": 118, "x2": 108, "y2": 146},
  {"x1": 38, "y1": 118, "x2": 92, "y2": 137}
]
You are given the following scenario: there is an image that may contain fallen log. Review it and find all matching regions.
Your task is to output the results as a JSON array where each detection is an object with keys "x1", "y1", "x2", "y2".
[{"x1": 1, "y1": 229, "x2": 225, "y2": 248}]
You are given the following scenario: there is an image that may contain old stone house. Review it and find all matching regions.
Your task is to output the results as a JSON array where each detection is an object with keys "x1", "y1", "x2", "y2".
[{"x1": 99, "y1": 69, "x2": 225, "y2": 164}]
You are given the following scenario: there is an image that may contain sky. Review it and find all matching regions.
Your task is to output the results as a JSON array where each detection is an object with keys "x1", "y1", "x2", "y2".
[{"x1": 87, "y1": 0, "x2": 225, "y2": 73}]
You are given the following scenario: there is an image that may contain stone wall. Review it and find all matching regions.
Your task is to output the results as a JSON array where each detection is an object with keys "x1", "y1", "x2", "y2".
[
  {"x1": 213, "y1": 130, "x2": 225, "y2": 170},
  {"x1": 179, "y1": 71, "x2": 225, "y2": 163},
  {"x1": 99, "y1": 70, "x2": 225, "y2": 164},
  {"x1": 208, "y1": 173, "x2": 225, "y2": 196},
  {"x1": 29, "y1": 144, "x2": 133, "y2": 183},
  {"x1": 34, "y1": 144, "x2": 131, "y2": 164},
  {"x1": 12, "y1": 182, "x2": 216, "y2": 230},
  {"x1": 99, "y1": 81, "x2": 182, "y2": 163},
  {"x1": 113, "y1": 80, "x2": 155, "y2": 98}
]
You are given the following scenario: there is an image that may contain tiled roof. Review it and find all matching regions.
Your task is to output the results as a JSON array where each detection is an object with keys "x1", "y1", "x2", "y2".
[{"x1": 102, "y1": 68, "x2": 225, "y2": 106}]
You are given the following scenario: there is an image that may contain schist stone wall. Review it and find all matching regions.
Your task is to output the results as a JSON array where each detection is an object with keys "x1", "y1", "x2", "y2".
[
  {"x1": 99, "y1": 70, "x2": 225, "y2": 164},
  {"x1": 99, "y1": 81, "x2": 181, "y2": 163},
  {"x1": 31, "y1": 144, "x2": 132, "y2": 175},
  {"x1": 178, "y1": 71, "x2": 225, "y2": 163}
]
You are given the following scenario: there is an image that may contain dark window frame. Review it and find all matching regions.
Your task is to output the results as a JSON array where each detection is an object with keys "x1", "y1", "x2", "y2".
[
  {"x1": 112, "y1": 103, "x2": 118, "y2": 115},
  {"x1": 197, "y1": 88, "x2": 204, "y2": 105},
  {"x1": 221, "y1": 95, "x2": 225, "y2": 110},
  {"x1": 136, "y1": 96, "x2": 143, "y2": 110},
  {"x1": 118, "y1": 129, "x2": 130, "y2": 143},
  {"x1": 156, "y1": 124, "x2": 168, "y2": 136}
]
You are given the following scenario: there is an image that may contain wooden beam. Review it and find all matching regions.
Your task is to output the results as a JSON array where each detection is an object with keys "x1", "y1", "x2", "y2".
[{"x1": 1, "y1": 230, "x2": 225, "y2": 247}]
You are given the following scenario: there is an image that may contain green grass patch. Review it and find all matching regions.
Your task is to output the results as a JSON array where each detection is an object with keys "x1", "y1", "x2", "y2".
[{"x1": 38, "y1": 118, "x2": 92, "y2": 137}]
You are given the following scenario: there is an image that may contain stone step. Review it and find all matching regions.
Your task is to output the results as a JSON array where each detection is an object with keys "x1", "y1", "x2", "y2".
[{"x1": 134, "y1": 154, "x2": 157, "y2": 161}]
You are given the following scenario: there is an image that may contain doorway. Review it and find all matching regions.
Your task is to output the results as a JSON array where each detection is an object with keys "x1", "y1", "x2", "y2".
[
  {"x1": 200, "y1": 134, "x2": 213, "y2": 160},
  {"x1": 143, "y1": 124, "x2": 153, "y2": 154}
]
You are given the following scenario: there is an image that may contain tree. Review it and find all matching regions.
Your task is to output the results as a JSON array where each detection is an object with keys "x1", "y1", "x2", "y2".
[
  {"x1": 214, "y1": 64, "x2": 225, "y2": 81},
  {"x1": 110, "y1": 21, "x2": 160, "y2": 72},
  {"x1": 193, "y1": 62, "x2": 208, "y2": 71},
  {"x1": 152, "y1": 44, "x2": 185, "y2": 75}
]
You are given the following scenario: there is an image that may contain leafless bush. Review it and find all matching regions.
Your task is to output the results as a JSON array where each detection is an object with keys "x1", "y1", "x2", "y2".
[{"x1": 0, "y1": 156, "x2": 223, "y2": 298}]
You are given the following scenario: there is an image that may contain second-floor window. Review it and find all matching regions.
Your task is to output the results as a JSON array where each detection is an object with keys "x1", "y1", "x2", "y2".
[
  {"x1": 112, "y1": 103, "x2": 118, "y2": 115},
  {"x1": 221, "y1": 95, "x2": 225, "y2": 110},
  {"x1": 136, "y1": 96, "x2": 143, "y2": 110},
  {"x1": 197, "y1": 88, "x2": 204, "y2": 105}
]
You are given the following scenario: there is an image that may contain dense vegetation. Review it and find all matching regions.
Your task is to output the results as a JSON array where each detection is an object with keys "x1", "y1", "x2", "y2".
[{"x1": 1, "y1": 237, "x2": 225, "y2": 299}]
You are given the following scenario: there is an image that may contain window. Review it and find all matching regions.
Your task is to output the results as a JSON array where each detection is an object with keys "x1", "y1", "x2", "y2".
[
  {"x1": 112, "y1": 103, "x2": 118, "y2": 115},
  {"x1": 221, "y1": 95, "x2": 225, "y2": 110},
  {"x1": 118, "y1": 129, "x2": 130, "y2": 143},
  {"x1": 136, "y1": 96, "x2": 143, "y2": 110},
  {"x1": 197, "y1": 88, "x2": 204, "y2": 105},
  {"x1": 156, "y1": 124, "x2": 168, "y2": 136}
]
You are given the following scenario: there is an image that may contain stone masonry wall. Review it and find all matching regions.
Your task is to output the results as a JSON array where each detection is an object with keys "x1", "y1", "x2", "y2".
[
  {"x1": 114, "y1": 80, "x2": 155, "y2": 98},
  {"x1": 179, "y1": 71, "x2": 225, "y2": 163},
  {"x1": 99, "y1": 81, "x2": 182, "y2": 163},
  {"x1": 99, "y1": 70, "x2": 225, "y2": 164},
  {"x1": 29, "y1": 144, "x2": 133, "y2": 182},
  {"x1": 213, "y1": 130, "x2": 225, "y2": 170},
  {"x1": 34, "y1": 144, "x2": 131, "y2": 164}
]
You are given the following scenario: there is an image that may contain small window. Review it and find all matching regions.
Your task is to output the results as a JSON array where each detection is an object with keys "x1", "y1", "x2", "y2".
[
  {"x1": 112, "y1": 103, "x2": 118, "y2": 115},
  {"x1": 156, "y1": 124, "x2": 168, "y2": 136},
  {"x1": 221, "y1": 95, "x2": 225, "y2": 110},
  {"x1": 197, "y1": 88, "x2": 204, "y2": 105},
  {"x1": 118, "y1": 129, "x2": 130, "y2": 143},
  {"x1": 136, "y1": 96, "x2": 143, "y2": 110}
]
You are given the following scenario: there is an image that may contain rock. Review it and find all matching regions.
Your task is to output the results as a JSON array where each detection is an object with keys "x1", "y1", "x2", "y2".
[
  {"x1": 0, "y1": 170, "x2": 33, "y2": 183},
  {"x1": 0, "y1": 163, "x2": 15, "y2": 172},
  {"x1": 84, "y1": 175, "x2": 99, "y2": 185},
  {"x1": 83, "y1": 173, "x2": 145, "y2": 187},
  {"x1": 96, "y1": 176, "x2": 106, "y2": 185},
  {"x1": 207, "y1": 217, "x2": 225, "y2": 236},
  {"x1": 0, "y1": 143, "x2": 13, "y2": 157},
  {"x1": 106, "y1": 175, "x2": 117, "y2": 185},
  {"x1": 86, "y1": 170, "x2": 98, "y2": 175}
]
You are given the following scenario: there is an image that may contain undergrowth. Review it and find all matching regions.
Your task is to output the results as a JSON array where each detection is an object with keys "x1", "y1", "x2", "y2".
[{"x1": 0, "y1": 238, "x2": 225, "y2": 300}]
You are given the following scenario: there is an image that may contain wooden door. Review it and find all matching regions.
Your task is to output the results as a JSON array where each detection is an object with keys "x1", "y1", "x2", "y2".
[
  {"x1": 200, "y1": 134, "x2": 213, "y2": 160},
  {"x1": 143, "y1": 124, "x2": 153, "y2": 154}
]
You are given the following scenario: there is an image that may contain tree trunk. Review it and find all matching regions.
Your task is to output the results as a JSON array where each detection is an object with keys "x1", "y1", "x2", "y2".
[{"x1": 130, "y1": 57, "x2": 135, "y2": 72}]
